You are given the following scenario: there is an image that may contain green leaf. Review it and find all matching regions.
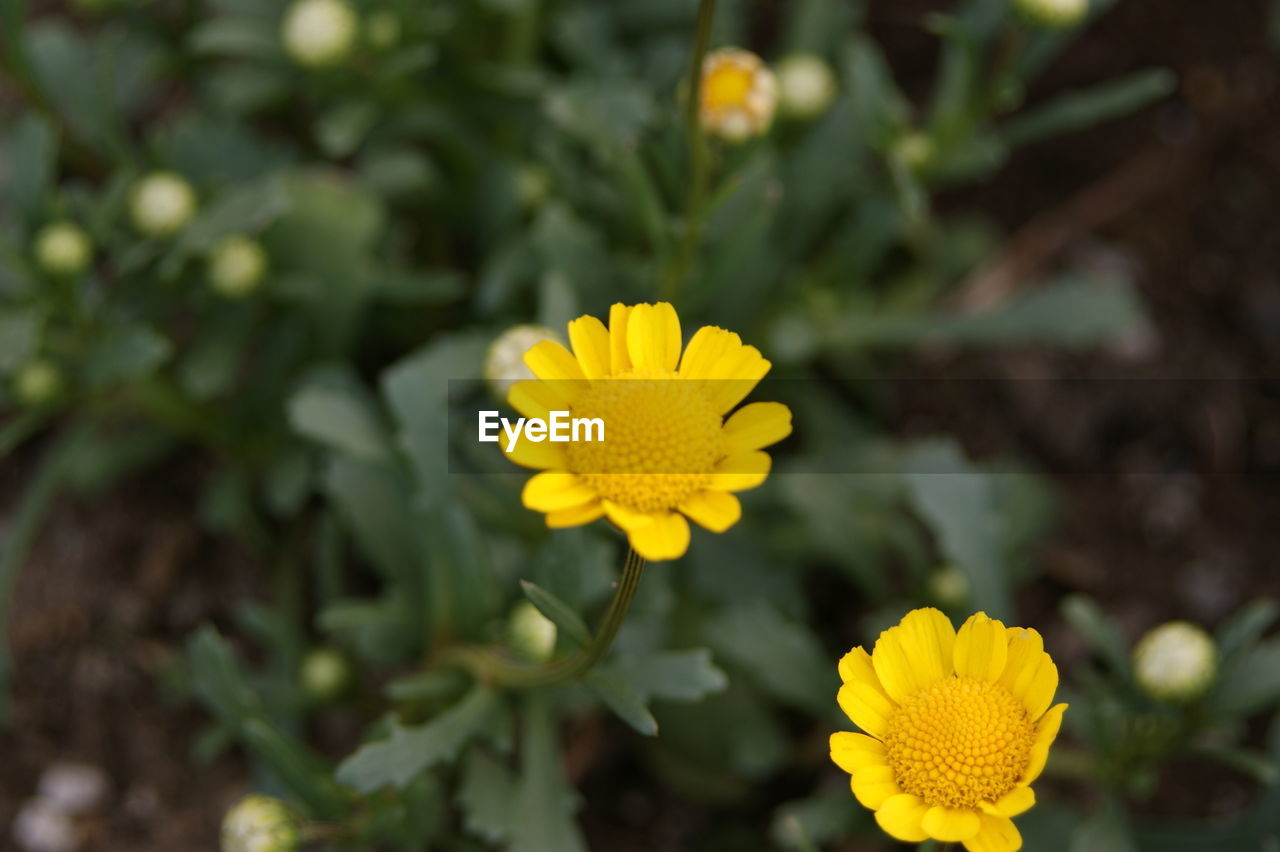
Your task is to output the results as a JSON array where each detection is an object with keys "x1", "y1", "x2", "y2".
[
  {"x1": 770, "y1": 784, "x2": 859, "y2": 852},
  {"x1": 185, "y1": 624, "x2": 264, "y2": 724},
  {"x1": 335, "y1": 686, "x2": 499, "y2": 792},
  {"x1": 903, "y1": 440, "x2": 1013, "y2": 621},
  {"x1": 1215, "y1": 599, "x2": 1277, "y2": 665},
  {"x1": 510, "y1": 694, "x2": 586, "y2": 852},
  {"x1": 1061, "y1": 595, "x2": 1132, "y2": 679},
  {"x1": 519, "y1": 580, "x2": 590, "y2": 647},
  {"x1": 1069, "y1": 798, "x2": 1135, "y2": 852},
  {"x1": 458, "y1": 748, "x2": 517, "y2": 843},
  {"x1": 1, "y1": 116, "x2": 56, "y2": 219},
  {"x1": 585, "y1": 670, "x2": 659, "y2": 736},
  {"x1": 0, "y1": 309, "x2": 42, "y2": 375},
  {"x1": 82, "y1": 325, "x2": 172, "y2": 388},
  {"x1": 241, "y1": 719, "x2": 348, "y2": 819},
  {"x1": 187, "y1": 16, "x2": 280, "y2": 59},
  {"x1": 705, "y1": 603, "x2": 834, "y2": 714},
  {"x1": 606, "y1": 648, "x2": 728, "y2": 703},
  {"x1": 322, "y1": 457, "x2": 417, "y2": 582},
  {"x1": 1210, "y1": 637, "x2": 1280, "y2": 717},
  {"x1": 288, "y1": 369, "x2": 392, "y2": 463},
  {"x1": 162, "y1": 176, "x2": 291, "y2": 274},
  {"x1": 1002, "y1": 69, "x2": 1176, "y2": 149},
  {"x1": 544, "y1": 80, "x2": 656, "y2": 152}
]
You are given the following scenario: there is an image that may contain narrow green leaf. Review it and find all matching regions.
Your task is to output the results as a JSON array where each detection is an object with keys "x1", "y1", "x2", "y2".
[
  {"x1": 606, "y1": 649, "x2": 728, "y2": 703},
  {"x1": 519, "y1": 580, "x2": 590, "y2": 647},
  {"x1": 458, "y1": 747, "x2": 517, "y2": 843},
  {"x1": 1001, "y1": 69, "x2": 1176, "y2": 149},
  {"x1": 288, "y1": 370, "x2": 391, "y2": 463},
  {"x1": 586, "y1": 671, "x2": 659, "y2": 736},
  {"x1": 1215, "y1": 600, "x2": 1277, "y2": 665},
  {"x1": 241, "y1": 719, "x2": 347, "y2": 819},
  {"x1": 510, "y1": 694, "x2": 586, "y2": 852},
  {"x1": 335, "y1": 686, "x2": 499, "y2": 792},
  {"x1": 1069, "y1": 798, "x2": 1135, "y2": 852},
  {"x1": 1061, "y1": 596, "x2": 1132, "y2": 679},
  {"x1": 1, "y1": 116, "x2": 55, "y2": 219},
  {"x1": 705, "y1": 603, "x2": 834, "y2": 715},
  {"x1": 1210, "y1": 638, "x2": 1280, "y2": 717}
]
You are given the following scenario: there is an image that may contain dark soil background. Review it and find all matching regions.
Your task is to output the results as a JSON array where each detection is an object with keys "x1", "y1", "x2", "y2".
[{"x1": 3, "y1": 1, "x2": 1279, "y2": 849}]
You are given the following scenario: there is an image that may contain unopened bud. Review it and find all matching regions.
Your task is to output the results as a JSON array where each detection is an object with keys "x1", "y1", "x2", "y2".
[
  {"x1": 699, "y1": 48, "x2": 778, "y2": 143},
  {"x1": 299, "y1": 647, "x2": 352, "y2": 703},
  {"x1": 282, "y1": 0, "x2": 358, "y2": 67},
  {"x1": 1011, "y1": 0, "x2": 1089, "y2": 29},
  {"x1": 131, "y1": 172, "x2": 196, "y2": 237},
  {"x1": 507, "y1": 601, "x2": 557, "y2": 662},
  {"x1": 928, "y1": 565, "x2": 970, "y2": 608},
  {"x1": 208, "y1": 235, "x2": 267, "y2": 298},
  {"x1": 484, "y1": 324, "x2": 563, "y2": 399},
  {"x1": 1133, "y1": 621, "x2": 1217, "y2": 701},
  {"x1": 34, "y1": 222, "x2": 92, "y2": 277},
  {"x1": 13, "y1": 360, "x2": 63, "y2": 406},
  {"x1": 221, "y1": 795, "x2": 299, "y2": 852},
  {"x1": 776, "y1": 54, "x2": 837, "y2": 120}
]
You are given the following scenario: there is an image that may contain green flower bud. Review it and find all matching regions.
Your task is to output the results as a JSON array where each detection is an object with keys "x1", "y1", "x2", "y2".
[
  {"x1": 34, "y1": 222, "x2": 92, "y2": 277},
  {"x1": 1011, "y1": 0, "x2": 1089, "y2": 29},
  {"x1": 282, "y1": 0, "x2": 358, "y2": 67},
  {"x1": 507, "y1": 601, "x2": 557, "y2": 662},
  {"x1": 208, "y1": 235, "x2": 268, "y2": 298},
  {"x1": 13, "y1": 360, "x2": 64, "y2": 406},
  {"x1": 515, "y1": 165, "x2": 551, "y2": 210},
  {"x1": 364, "y1": 10, "x2": 401, "y2": 51},
  {"x1": 131, "y1": 172, "x2": 197, "y2": 237},
  {"x1": 1133, "y1": 621, "x2": 1217, "y2": 702},
  {"x1": 928, "y1": 565, "x2": 970, "y2": 608},
  {"x1": 483, "y1": 324, "x2": 563, "y2": 399},
  {"x1": 892, "y1": 131, "x2": 935, "y2": 173},
  {"x1": 299, "y1": 647, "x2": 352, "y2": 703},
  {"x1": 776, "y1": 54, "x2": 837, "y2": 120},
  {"x1": 220, "y1": 795, "x2": 299, "y2": 852}
]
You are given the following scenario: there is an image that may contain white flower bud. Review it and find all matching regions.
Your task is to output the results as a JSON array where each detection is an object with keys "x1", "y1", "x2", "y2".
[
  {"x1": 776, "y1": 53, "x2": 837, "y2": 120},
  {"x1": 1133, "y1": 621, "x2": 1217, "y2": 701},
  {"x1": 208, "y1": 235, "x2": 268, "y2": 298},
  {"x1": 34, "y1": 222, "x2": 92, "y2": 277},
  {"x1": 507, "y1": 601, "x2": 557, "y2": 662},
  {"x1": 131, "y1": 172, "x2": 196, "y2": 237},
  {"x1": 282, "y1": 0, "x2": 358, "y2": 68},
  {"x1": 221, "y1": 795, "x2": 299, "y2": 852},
  {"x1": 1011, "y1": 0, "x2": 1090, "y2": 29},
  {"x1": 483, "y1": 324, "x2": 563, "y2": 399},
  {"x1": 699, "y1": 48, "x2": 779, "y2": 143},
  {"x1": 13, "y1": 360, "x2": 63, "y2": 406},
  {"x1": 299, "y1": 647, "x2": 352, "y2": 702}
]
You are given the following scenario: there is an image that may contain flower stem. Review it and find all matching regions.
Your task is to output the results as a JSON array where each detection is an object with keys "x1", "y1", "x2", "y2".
[
  {"x1": 660, "y1": 0, "x2": 717, "y2": 303},
  {"x1": 440, "y1": 547, "x2": 647, "y2": 689}
]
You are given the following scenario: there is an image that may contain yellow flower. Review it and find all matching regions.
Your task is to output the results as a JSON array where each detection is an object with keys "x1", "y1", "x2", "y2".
[
  {"x1": 699, "y1": 48, "x2": 778, "y2": 143},
  {"x1": 831, "y1": 608, "x2": 1067, "y2": 851},
  {"x1": 505, "y1": 302, "x2": 790, "y2": 561}
]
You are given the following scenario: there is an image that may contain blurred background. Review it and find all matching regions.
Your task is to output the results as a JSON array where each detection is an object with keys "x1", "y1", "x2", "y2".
[{"x1": 2, "y1": 0, "x2": 1279, "y2": 850}]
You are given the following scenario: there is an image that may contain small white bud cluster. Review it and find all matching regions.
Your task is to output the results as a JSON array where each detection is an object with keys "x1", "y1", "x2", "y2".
[
  {"x1": 208, "y1": 235, "x2": 268, "y2": 298},
  {"x1": 282, "y1": 0, "x2": 358, "y2": 67},
  {"x1": 484, "y1": 325, "x2": 563, "y2": 399},
  {"x1": 33, "y1": 222, "x2": 92, "y2": 277},
  {"x1": 221, "y1": 795, "x2": 300, "y2": 852},
  {"x1": 1011, "y1": 0, "x2": 1090, "y2": 30},
  {"x1": 1133, "y1": 621, "x2": 1217, "y2": 702},
  {"x1": 131, "y1": 172, "x2": 197, "y2": 237},
  {"x1": 776, "y1": 54, "x2": 837, "y2": 120}
]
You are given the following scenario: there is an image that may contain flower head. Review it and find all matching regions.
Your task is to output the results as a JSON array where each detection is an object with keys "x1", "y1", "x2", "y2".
[
  {"x1": 485, "y1": 324, "x2": 563, "y2": 399},
  {"x1": 221, "y1": 795, "x2": 299, "y2": 852},
  {"x1": 282, "y1": 0, "x2": 358, "y2": 67},
  {"x1": 131, "y1": 172, "x2": 196, "y2": 237},
  {"x1": 208, "y1": 235, "x2": 268, "y2": 298},
  {"x1": 1011, "y1": 0, "x2": 1089, "y2": 29},
  {"x1": 699, "y1": 48, "x2": 778, "y2": 143},
  {"x1": 34, "y1": 222, "x2": 92, "y2": 276},
  {"x1": 832, "y1": 608, "x2": 1067, "y2": 851},
  {"x1": 1133, "y1": 621, "x2": 1216, "y2": 701},
  {"x1": 776, "y1": 53, "x2": 837, "y2": 119},
  {"x1": 504, "y1": 302, "x2": 791, "y2": 561}
]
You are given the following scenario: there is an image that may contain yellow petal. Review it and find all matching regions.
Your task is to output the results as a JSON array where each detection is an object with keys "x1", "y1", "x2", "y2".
[
  {"x1": 678, "y1": 326, "x2": 741, "y2": 380},
  {"x1": 997, "y1": 628, "x2": 1045, "y2": 694},
  {"x1": 874, "y1": 794, "x2": 930, "y2": 843},
  {"x1": 707, "y1": 345, "x2": 771, "y2": 414},
  {"x1": 506, "y1": 434, "x2": 567, "y2": 470},
  {"x1": 954, "y1": 612, "x2": 1009, "y2": 683},
  {"x1": 850, "y1": 764, "x2": 901, "y2": 810},
  {"x1": 829, "y1": 731, "x2": 886, "y2": 774},
  {"x1": 546, "y1": 501, "x2": 605, "y2": 528},
  {"x1": 608, "y1": 303, "x2": 632, "y2": 373},
  {"x1": 837, "y1": 646, "x2": 879, "y2": 688},
  {"x1": 522, "y1": 472, "x2": 597, "y2": 512},
  {"x1": 921, "y1": 806, "x2": 982, "y2": 842},
  {"x1": 508, "y1": 379, "x2": 576, "y2": 421},
  {"x1": 963, "y1": 814, "x2": 1022, "y2": 852},
  {"x1": 998, "y1": 628, "x2": 1058, "y2": 719},
  {"x1": 602, "y1": 499, "x2": 656, "y2": 532},
  {"x1": 872, "y1": 607, "x2": 956, "y2": 704},
  {"x1": 1021, "y1": 702, "x2": 1067, "y2": 784},
  {"x1": 980, "y1": 786, "x2": 1035, "y2": 818},
  {"x1": 678, "y1": 490, "x2": 741, "y2": 532},
  {"x1": 837, "y1": 681, "x2": 894, "y2": 738},
  {"x1": 626, "y1": 302, "x2": 682, "y2": 372},
  {"x1": 708, "y1": 451, "x2": 771, "y2": 492},
  {"x1": 723, "y1": 401, "x2": 792, "y2": 454},
  {"x1": 523, "y1": 340, "x2": 586, "y2": 382},
  {"x1": 567, "y1": 315, "x2": 612, "y2": 380},
  {"x1": 626, "y1": 511, "x2": 690, "y2": 561}
]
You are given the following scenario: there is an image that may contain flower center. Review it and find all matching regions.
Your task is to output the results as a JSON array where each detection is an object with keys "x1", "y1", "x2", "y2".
[
  {"x1": 565, "y1": 369, "x2": 723, "y2": 513},
  {"x1": 703, "y1": 65, "x2": 754, "y2": 110},
  {"x1": 883, "y1": 677, "x2": 1035, "y2": 809}
]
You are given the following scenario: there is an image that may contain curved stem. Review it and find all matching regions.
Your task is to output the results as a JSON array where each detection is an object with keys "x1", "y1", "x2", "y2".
[
  {"x1": 660, "y1": 0, "x2": 717, "y2": 303},
  {"x1": 440, "y1": 547, "x2": 646, "y2": 689}
]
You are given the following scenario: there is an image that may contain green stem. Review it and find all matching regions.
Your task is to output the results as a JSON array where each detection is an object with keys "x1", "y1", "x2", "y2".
[
  {"x1": 440, "y1": 547, "x2": 646, "y2": 689},
  {"x1": 660, "y1": 0, "x2": 717, "y2": 303}
]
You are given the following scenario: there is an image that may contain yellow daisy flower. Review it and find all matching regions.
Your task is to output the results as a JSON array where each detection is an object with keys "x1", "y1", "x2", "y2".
[
  {"x1": 505, "y1": 302, "x2": 791, "y2": 562},
  {"x1": 831, "y1": 608, "x2": 1068, "y2": 852}
]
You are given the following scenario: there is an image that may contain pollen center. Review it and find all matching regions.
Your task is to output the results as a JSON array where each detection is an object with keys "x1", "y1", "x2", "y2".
[
  {"x1": 703, "y1": 65, "x2": 754, "y2": 109},
  {"x1": 883, "y1": 677, "x2": 1034, "y2": 810},
  {"x1": 565, "y1": 370, "x2": 722, "y2": 513}
]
